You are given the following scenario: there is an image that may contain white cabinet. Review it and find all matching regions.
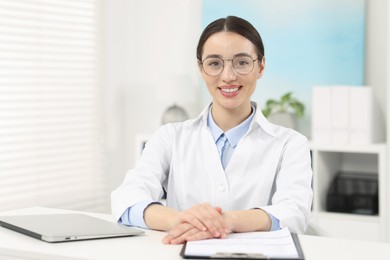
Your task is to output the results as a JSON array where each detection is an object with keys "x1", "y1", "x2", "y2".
[
  {"x1": 307, "y1": 0, "x2": 389, "y2": 243},
  {"x1": 310, "y1": 142, "x2": 387, "y2": 242}
]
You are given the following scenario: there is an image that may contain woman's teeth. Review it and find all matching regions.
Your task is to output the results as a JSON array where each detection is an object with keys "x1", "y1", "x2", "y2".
[{"x1": 221, "y1": 88, "x2": 239, "y2": 93}]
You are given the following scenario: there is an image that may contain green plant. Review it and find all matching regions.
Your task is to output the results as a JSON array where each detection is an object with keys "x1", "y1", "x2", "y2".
[{"x1": 262, "y1": 92, "x2": 305, "y2": 118}]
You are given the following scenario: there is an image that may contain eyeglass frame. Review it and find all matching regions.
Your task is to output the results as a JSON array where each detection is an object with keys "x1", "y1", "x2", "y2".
[{"x1": 199, "y1": 54, "x2": 263, "y2": 76}]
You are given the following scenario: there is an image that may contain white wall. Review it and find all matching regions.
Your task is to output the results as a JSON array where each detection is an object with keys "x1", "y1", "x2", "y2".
[
  {"x1": 365, "y1": 0, "x2": 388, "y2": 143},
  {"x1": 364, "y1": 5, "x2": 389, "y2": 241},
  {"x1": 339, "y1": 0, "x2": 389, "y2": 241},
  {"x1": 102, "y1": 0, "x2": 202, "y2": 193},
  {"x1": 388, "y1": 0, "x2": 390, "y2": 243}
]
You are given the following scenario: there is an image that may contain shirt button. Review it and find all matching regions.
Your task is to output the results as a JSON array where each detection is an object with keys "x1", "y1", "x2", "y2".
[{"x1": 218, "y1": 185, "x2": 225, "y2": 192}]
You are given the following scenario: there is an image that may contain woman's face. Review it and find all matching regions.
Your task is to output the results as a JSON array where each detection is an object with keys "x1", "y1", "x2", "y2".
[{"x1": 199, "y1": 31, "x2": 265, "y2": 112}]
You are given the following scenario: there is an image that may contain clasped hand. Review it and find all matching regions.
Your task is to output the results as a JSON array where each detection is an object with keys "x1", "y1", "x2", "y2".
[{"x1": 162, "y1": 203, "x2": 230, "y2": 244}]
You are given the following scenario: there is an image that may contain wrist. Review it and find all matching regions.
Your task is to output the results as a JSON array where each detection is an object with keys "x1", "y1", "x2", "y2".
[
  {"x1": 252, "y1": 208, "x2": 272, "y2": 231},
  {"x1": 222, "y1": 211, "x2": 237, "y2": 233},
  {"x1": 168, "y1": 211, "x2": 182, "y2": 231},
  {"x1": 144, "y1": 204, "x2": 179, "y2": 231},
  {"x1": 222, "y1": 209, "x2": 272, "y2": 233}
]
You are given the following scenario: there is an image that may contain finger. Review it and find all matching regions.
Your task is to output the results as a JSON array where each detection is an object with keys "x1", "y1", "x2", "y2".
[
  {"x1": 180, "y1": 212, "x2": 207, "y2": 231},
  {"x1": 190, "y1": 204, "x2": 227, "y2": 237},
  {"x1": 170, "y1": 227, "x2": 200, "y2": 245},
  {"x1": 168, "y1": 222, "x2": 193, "y2": 239},
  {"x1": 162, "y1": 233, "x2": 174, "y2": 244},
  {"x1": 162, "y1": 222, "x2": 193, "y2": 244},
  {"x1": 190, "y1": 204, "x2": 223, "y2": 237},
  {"x1": 187, "y1": 230, "x2": 214, "y2": 241}
]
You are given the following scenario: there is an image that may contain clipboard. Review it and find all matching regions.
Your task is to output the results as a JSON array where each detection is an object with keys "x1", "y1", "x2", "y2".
[{"x1": 180, "y1": 231, "x2": 305, "y2": 259}]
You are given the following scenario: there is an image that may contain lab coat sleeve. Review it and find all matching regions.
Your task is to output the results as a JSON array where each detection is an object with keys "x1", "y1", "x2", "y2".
[
  {"x1": 111, "y1": 124, "x2": 174, "y2": 222},
  {"x1": 260, "y1": 132, "x2": 313, "y2": 234}
]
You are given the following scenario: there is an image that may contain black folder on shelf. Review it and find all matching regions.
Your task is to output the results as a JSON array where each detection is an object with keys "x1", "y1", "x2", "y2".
[{"x1": 180, "y1": 228, "x2": 304, "y2": 259}]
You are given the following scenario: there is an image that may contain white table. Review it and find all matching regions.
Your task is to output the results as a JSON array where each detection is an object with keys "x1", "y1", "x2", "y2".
[{"x1": 0, "y1": 207, "x2": 389, "y2": 260}]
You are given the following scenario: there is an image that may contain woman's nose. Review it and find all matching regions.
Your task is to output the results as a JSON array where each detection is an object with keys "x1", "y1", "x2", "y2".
[{"x1": 221, "y1": 62, "x2": 237, "y2": 81}]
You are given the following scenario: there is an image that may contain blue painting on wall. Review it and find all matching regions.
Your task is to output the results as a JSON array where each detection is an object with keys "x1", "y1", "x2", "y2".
[{"x1": 200, "y1": 0, "x2": 365, "y2": 136}]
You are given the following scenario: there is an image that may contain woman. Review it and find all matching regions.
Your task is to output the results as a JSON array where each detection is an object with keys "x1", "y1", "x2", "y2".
[{"x1": 111, "y1": 16, "x2": 313, "y2": 245}]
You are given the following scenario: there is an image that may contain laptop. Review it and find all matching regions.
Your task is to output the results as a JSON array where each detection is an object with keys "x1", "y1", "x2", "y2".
[{"x1": 0, "y1": 213, "x2": 145, "y2": 243}]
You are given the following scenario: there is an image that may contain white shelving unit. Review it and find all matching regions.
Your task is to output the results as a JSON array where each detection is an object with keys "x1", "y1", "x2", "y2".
[
  {"x1": 308, "y1": 1, "x2": 390, "y2": 243},
  {"x1": 310, "y1": 142, "x2": 387, "y2": 242}
]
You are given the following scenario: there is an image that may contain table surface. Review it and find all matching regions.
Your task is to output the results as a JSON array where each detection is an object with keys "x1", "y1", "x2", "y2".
[{"x1": 0, "y1": 207, "x2": 389, "y2": 260}]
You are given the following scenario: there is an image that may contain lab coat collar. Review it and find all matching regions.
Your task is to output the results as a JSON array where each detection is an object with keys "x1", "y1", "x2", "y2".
[
  {"x1": 250, "y1": 101, "x2": 277, "y2": 138},
  {"x1": 192, "y1": 101, "x2": 277, "y2": 138}
]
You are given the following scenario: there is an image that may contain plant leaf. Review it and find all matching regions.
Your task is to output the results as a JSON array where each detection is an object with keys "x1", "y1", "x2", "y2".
[
  {"x1": 266, "y1": 99, "x2": 278, "y2": 107},
  {"x1": 281, "y1": 92, "x2": 292, "y2": 103},
  {"x1": 263, "y1": 92, "x2": 305, "y2": 118},
  {"x1": 290, "y1": 101, "x2": 305, "y2": 117},
  {"x1": 262, "y1": 107, "x2": 272, "y2": 117}
]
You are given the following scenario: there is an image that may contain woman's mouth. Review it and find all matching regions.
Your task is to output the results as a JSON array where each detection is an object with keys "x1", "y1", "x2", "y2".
[
  {"x1": 219, "y1": 86, "x2": 241, "y2": 97},
  {"x1": 221, "y1": 87, "x2": 239, "y2": 93}
]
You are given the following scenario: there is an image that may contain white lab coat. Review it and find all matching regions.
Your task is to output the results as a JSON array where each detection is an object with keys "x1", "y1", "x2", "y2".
[{"x1": 111, "y1": 102, "x2": 313, "y2": 234}]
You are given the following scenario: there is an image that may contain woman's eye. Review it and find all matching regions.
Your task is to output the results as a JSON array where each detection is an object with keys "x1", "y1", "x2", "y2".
[
  {"x1": 208, "y1": 60, "x2": 222, "y2": 67},
  {"x1": 235, "y1": 60, "x2": 250, "y2": 66}
]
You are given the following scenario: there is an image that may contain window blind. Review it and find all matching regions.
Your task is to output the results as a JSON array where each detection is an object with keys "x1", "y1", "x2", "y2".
[{"x1": 0, "y1": 0, "x2": 107, "y2": 212}]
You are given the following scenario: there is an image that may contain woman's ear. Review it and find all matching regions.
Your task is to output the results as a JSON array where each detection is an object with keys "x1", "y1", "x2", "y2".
[
  {"x1": 198, "y1": 60, "x2": 206, "y2": 79},
  {"x1": 197, "y1": 59, "x2": 202, "y2": 72},
  {"x1": 257, "y1": 57, "x2": 266, "y2": 79}
]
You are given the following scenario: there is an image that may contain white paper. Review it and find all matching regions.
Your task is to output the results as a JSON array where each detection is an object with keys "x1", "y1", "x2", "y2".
[{"x1": 184, "y1": 227, "x2": 299, "y2": 259}]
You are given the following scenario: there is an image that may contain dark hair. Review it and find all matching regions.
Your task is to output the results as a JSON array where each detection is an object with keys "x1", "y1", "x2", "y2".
[{"x1": 196, "y1": 16, "x2": 264, "y2": 61}]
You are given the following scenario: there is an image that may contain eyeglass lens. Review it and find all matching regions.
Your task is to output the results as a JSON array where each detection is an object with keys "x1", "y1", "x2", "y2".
[{"x1": 202, "y1": 56, "x2": 256, "y2": 76}]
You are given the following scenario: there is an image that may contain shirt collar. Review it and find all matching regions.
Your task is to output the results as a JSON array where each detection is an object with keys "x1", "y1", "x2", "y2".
[
  {"x1": 195, "y1": 101, "x2": 277, "y2": 139},
  {"x1": 207, "y1": 105, "x2": 256, "y2": 148}
]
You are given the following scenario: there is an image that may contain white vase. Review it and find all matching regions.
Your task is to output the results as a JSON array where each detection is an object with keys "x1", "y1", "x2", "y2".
[
  {"x1": 267, "y1": 112, "x2": 297, "y2": 129},
  {"x1": 161, "y1": 104, "x2": 189, "y2": 124}
]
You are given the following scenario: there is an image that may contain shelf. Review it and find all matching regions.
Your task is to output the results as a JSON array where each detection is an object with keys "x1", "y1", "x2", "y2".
[
  {"x1": 310, "y1": 211, "x2": 383, "y2": 241},
  {"x1": 312, "y1": 211, "x2": 380, "y2": 223},
  {"x1": 310, "y1": 142, "x2": 386, "y2": 153},
  {"x1": 310, "y1": 142, "x2": 387, "y2": 242}
]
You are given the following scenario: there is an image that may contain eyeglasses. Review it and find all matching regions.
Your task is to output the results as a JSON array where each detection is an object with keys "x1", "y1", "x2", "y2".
[{"x1": 200, "y1": 55, "x2": 260, "y2": 76}]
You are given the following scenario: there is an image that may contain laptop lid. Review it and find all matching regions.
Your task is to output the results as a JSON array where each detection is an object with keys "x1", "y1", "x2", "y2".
[{"x1": 0, "y1": 213, "x2": 145, "y2": 243}]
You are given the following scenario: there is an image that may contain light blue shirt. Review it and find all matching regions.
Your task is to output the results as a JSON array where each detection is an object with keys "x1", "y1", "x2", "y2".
[
  {"x1": 119, "y1": 104, "x2": 280, "y2": 231},
  {"x1": 208, "y1": 106, "x2": 253, "y2": 169}
]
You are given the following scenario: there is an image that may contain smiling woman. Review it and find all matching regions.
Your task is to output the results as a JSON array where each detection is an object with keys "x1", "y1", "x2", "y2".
[
  {"x1": 197, "y1": 30, "x2": 264, "y2": 129},
  {"x1": 112, "y1": 16, "x2": 313, "y2": 245}
]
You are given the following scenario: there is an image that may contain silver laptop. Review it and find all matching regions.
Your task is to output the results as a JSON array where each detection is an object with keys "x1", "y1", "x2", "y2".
[{"x1": 0, "y1": 213, "x2": 144, "y2": 243}]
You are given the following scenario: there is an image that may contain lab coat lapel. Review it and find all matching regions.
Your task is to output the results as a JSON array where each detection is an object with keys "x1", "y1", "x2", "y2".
[
  {"x1": 200, "y1": 126, "x2": 230, "y2": 209},
  {"x1": 201, "y1": 126, "x2": 225, "y2": 173}
]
